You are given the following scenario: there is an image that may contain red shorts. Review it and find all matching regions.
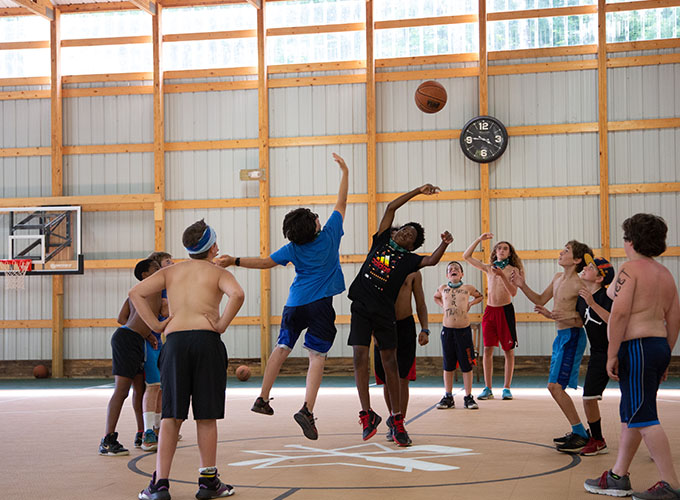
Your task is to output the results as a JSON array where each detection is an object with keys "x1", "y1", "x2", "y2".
[{"x1": 481, "y1": 303, "x2": 517, "y2": 351}]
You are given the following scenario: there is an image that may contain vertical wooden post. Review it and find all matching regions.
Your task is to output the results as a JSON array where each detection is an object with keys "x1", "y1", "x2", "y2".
[
  {"x1": 597, "y1": 0, "x2": 610, "y2": 259},
  {"x1": 50, "y1": 9, "x2": 64, "y2": 378},
  {"x1": 257, "y1": 2, "x2": 271, "y2": 372},
  {"x1": 152, "y1": 6, "x2": 165, "y2": 251},
  {"x1": 365, "y1": 0, "x2": 377, "y2": 238},
  {"x1": 478, "y1": 0, "x2": 491, "y2": 298}
]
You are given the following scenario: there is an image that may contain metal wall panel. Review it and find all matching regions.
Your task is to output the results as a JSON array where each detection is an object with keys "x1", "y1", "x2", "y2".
[
  {"x1": 269, "y1": 144, "x2": 367, "y2": 197},
  {"x1": 607, "y1": 50, "x2": 680, "y2": 122},
  {"x1": 609, "y1": 193, "x2": 680, "y2": 248},
  {"x1": 0, "y1": 329, "x2": 52, "y2": 360},
  {"x1": 377, "y1": 69, "x2": 478, "y2": 133},
  {"x1": 0, "y1": 157, "x2": 52, "y2": 198},
  {"x1": 164, "y1": 87, "x2": 259, "y2": 142},
  {"x1": 0, "y1": 97, "x2": 51, "y2": 148},
  {"x1": 64, "y1": 153, "x2": 154, "y2": 196},
  {"x1": 269, "y1": 78, "x2": 366, "y2": 137},
  {"x1": 609, "y1": 129, "x2": 680, "y2": 185},
  {"x1": 82, "y1": 211, "x2": 155, "y2": 260},
  {"x1": 63, "y1": 93, "x2": 153, "y2": 146},
  {"x1": 165, "y1": 149, "x2": 260, "y2": 201},
  {"x1": 490, "y1": 60, "x2": 597, "y2": 125}
]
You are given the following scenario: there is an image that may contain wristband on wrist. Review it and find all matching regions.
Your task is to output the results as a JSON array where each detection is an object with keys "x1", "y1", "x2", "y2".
[
  {"x1": 421, "y1": 328, "x2": 430, "y2": 335},
  {"x1": 235, "y1": 257, "x2": 240, "y2": 267}
]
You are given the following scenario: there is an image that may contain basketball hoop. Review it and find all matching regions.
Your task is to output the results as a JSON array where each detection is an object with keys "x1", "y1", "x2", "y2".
[{"x1": 0, "y1": 259, "x2": 32, "y2": 290}]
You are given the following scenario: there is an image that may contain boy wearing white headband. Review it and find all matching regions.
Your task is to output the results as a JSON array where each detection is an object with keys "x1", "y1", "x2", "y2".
[{"x1": 130, "y1": 220, "x2": 245, "y2": 500}]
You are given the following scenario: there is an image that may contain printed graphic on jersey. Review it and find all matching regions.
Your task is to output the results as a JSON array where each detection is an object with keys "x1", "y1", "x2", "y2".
[{"x1": 364, "y1": 245, "x2": 405, "y2": 292}]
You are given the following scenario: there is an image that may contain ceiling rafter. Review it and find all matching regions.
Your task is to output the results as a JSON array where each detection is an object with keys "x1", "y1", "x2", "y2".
[{"x1": 11, "y1": 0, "x2": 54, "y2": 20}]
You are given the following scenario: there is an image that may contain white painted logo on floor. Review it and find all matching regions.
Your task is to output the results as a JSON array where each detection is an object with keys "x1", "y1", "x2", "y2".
[{"x1": 229, "y1": 443, "x2": 477, "y2": 472}]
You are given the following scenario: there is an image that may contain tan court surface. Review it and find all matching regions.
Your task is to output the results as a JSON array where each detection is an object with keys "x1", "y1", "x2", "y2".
[{"x1": 1, "y1": 383, "x2": 679, "y2": 500}]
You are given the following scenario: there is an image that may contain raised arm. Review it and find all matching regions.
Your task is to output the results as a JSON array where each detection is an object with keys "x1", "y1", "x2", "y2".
[
  {"x1": 128, "y1": 270, "x2": 168, "y2": 333},
  {"x1": 512, "y1": 270, "x2": 554, "y2": 306},
  {"x1": 332, "y1": 153, "x2": 349, "y2": 219},
  {"x1": 206, "y1": 269, "x2": 245, "y2": 334},
  {"x1": 117, "y1": 298, "x2": 130, "y2": 325},
  {"x1": 411, "y1": 272, "x2": 430, "y2": 346},
  {"x1": 463, "y1": 233, "x2": 492, "y2": 272},
  {"x1": 214, "y1": 255, "x2": 278, "y2": 269},
  {"x1": 420, "y1": 230, "x2": 453, "y2": 268},
  {"x1": 377, "y1": 184, "x2": 440, "y2": 235}
]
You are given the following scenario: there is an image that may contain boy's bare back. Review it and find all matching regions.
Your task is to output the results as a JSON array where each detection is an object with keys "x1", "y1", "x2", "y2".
[
  {"x1": 162, "y1": 260, "x2": 238, "y2": 334},
  {"x1": 614, "y1": 259, "x2": 679, "y2": 341},
  {"x1": 124, "y1": 298, "x2": 160, "y2": 337}
]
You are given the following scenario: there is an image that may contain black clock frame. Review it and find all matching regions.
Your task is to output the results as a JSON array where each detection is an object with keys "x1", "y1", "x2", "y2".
[{"x1": 459, "y1": 115, "x2": 509, "y2": 164}]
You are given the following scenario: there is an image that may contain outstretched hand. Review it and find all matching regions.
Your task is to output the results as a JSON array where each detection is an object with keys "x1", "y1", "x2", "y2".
[
  {"x1": 332, "y1": 153, "x2": 348, "y2": 171},
  {"x1": 534, "y1": 305, "x2": 553, "y2": 319},
  {"x1": 440, "y1": 231, "x2": 453, "y2": 245},
  {"x1": 419, "y1": 184, "x2": 441, "y2": 195},
  {"x1": 214, "y1": 255, "x2": 235, "y2": 268},
  {"x1": 510, "y1": 270, "x2": 525, "y2": 287},
  {"x1": 479, "y1": 232, "x2": 493, "y2": 241}
]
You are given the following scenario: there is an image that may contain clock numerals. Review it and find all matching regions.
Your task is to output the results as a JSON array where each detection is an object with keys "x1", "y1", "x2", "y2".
[
  {"x1": 495, "y1": 134, "x2": 503, "y2": 144},
  {"x1": 480, "y1": 149, "x2": 488, "y2": 158},
  {"x1": 459, "y1": 116, "x2": 508, "y2": 164},
  {"x1": 479, "y1": 121, "x2": 489, "y2": 131}
]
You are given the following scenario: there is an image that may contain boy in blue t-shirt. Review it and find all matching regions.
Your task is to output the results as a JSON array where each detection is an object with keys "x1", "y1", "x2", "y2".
[{"x1": 216, "y1": 153, "x2": 349, "y2": 440}]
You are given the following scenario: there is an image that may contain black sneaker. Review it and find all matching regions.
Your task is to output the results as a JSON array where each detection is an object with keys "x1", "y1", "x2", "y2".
[
  {"x1": 99, "y1": 432, "x2": 129, "y2": 456},
  {"x1": 436, "y1": 395, "x2": 454, "y2": 409},
  {"x1": 556, "y1": 432, "x2": 589, "y2": 453},
  {"x1": 553, "y1": 432, "x2": 572, "y2": 444},
  {"x1": 293, "y1": 403, "x2": 318, "y2": 440},
  {"x1": 385, "y1": 415, "x2": 395, "y2": 442},
  {"x1": 251, "y1": 396, "x2": 274, "y2": 415},
  {"x1": 391, "y1": 413, "x2": 412, "y2": 447},
  {"x1": 359, "y1": 409, "x2": 382, "y2": 441},
  {"x1": 139, "y1": 471, "x2": 171, "y2": 500},
  {"x1": 464, "y1": 395, "x2": 479, "y2": 410},
  {"x1": 134, "y1": 431, "x2": 143, "y2": 448},
  {"x1": 196, "y1": 471, "x2": 234, "y2": 499}
]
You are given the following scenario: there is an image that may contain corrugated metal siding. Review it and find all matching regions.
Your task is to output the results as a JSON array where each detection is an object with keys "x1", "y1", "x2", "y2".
[
  {"x1": 269, "y1": 78, "x2": 366, "y2": 137},
  {"x1": 164, "y1": 87, "x2": 259, "y2": 142},
  {"x1": 82, "y1": 211, "x2": 154, "y2": 260},
  {"x1": 609, "y1": 193, "x2": 680, "y2": 248},
  {"x1": 0, "y1": 97, "x2": 51, "y2": 148},
  {"x1": 64, "y1": 153, "x2": 154, "y2": 196},
  {"x1": 0, "y1": 157, "x2": 52, "y2": 199},
  {"x1": 376, "y1": 69, "x2": 478, "y2": 133},
  {"x1": 607, "y1": 50, "x2": 680, "y2": 122},
  {"x1": 609, "y1": 129, "x2": 680, "y2": 185}
]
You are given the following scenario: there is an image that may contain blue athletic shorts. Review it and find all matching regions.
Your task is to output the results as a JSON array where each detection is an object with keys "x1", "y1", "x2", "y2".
[
  {"x1": 278, "y1": 296, "x2": 337, "y2": 355},
  {"x1": 548, "y1": 327, "x2": 587, "y2": 390},
  {"x1": 618, "y1": 337, "x2": 671, "y2": 428},
  {"x1": 144, "y1": 332, "x2": 163, "y2": 385}
]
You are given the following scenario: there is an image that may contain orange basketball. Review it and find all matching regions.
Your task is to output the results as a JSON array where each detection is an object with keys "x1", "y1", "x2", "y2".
[
  {"x1": 33, "y1": 364, "x2": 49, "y2": 379},
  {"x1": 415, "y1": 80, "x2": 447, "y2": 114},
  {"x1": 235, "y1": 365, "x2": 251, "y2": 382}
]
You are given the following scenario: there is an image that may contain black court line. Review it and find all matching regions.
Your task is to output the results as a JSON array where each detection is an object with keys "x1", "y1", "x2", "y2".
[{"x1": 128, "y1": 433, "x2": 581, "y2": 495}]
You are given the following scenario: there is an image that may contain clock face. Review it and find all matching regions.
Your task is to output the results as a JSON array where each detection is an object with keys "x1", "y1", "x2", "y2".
[{"x1": 459, "y1": 116, "x2": 508, "y2": 163}]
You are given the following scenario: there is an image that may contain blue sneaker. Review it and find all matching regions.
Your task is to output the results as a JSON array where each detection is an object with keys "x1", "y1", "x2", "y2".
[
  {"x1": 142, "y1": 429, "x2": 158, "y2": 452},
  {"x1": 478, "y1": 387, "x2": 494, "y2": 400},
  {"x1": 502, "y1": 388, "x2": 513, "y2": 400}
]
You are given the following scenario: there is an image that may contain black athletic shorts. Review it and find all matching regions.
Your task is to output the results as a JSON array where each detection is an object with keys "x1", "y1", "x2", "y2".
[
  {"x1": 441, "y1": 325, "x2": 476, "y2": 373},
  {"x1": 348, "y1": 300, "x2": 398, "y2": 350},
  {"x1": 583, "y1": 349, "x2": 609, "y2": 400},
  {"x1": 374, "y1": 316, "x2": 417, "y2": 383},
  {"x1": 111, "y1": 326, "x2": 145, "y2": 379},
  {"x1": 159, "y1": 330, "x2": 228, "y2": 420}
]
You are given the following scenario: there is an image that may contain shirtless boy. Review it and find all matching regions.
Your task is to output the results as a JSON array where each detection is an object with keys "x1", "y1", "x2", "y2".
[
  {"x1": 130, "y1": 220, "x2": 244, "y2": 500},
  {"x1": 374, "y1": 269, "x2": 430, "y2": 442},
  {"x1": 99, "y1": 258, "x2": 161, "y2": 457},
  {"x1": 585, "y1": 214, "x2": 680, "y2": 499},
  {"x1": 463, "y1": 234, "x2": 523, "y2": 401},
  {"x1": 348, "y1": 183, "x2": 452, "y2": 447},
  {"x1": 511, "y1": 240, "x2": 593, "y2": 454},
  {"x1": 433, "y1": 261, "x2": 483, "y2": 410}
]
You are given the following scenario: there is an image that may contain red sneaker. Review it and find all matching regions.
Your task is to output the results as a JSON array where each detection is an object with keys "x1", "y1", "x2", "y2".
[
  {"x1": 580, "y1": 437, "x2": 608, "y2": 456},
  {"x1": 359, "y1": 409, "x2": 381, "y2": 441}
]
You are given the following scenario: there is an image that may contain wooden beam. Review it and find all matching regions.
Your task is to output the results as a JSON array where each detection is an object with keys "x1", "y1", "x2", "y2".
[
  {"x1": 245, "y1": 0, "x2": 261, "y2": 8},
  {"x1": 163, "y1": 29, "x2": 257, "y2": 42},
  {"x1": 489, "y1": 45, "x2": 597, "y2": 60},
  {"x1": 165, "y1": 199, "x2": 261, "y2": 210},
  {"x1": 269, "y1": 134, "x2": 366, "y2": 147},
  {"x1": 12, "y1": 0, "x2": 54, "y2": 20},
  {"x1": 478, "y1": 0, "x2": 491, "y2": 297},
  {"x1": 61, "y1": 36, "x2": 152, "y2": 47},
  {"x1": 366, "y1": 0, "x2": 377, "y2": 241},
  {"x1": 377, "y1": 53, "x2": 478, "y2": 67},
  {"x1": 609, "y1": 118, "x2": 680, "y2": 131},
  {"x1": 0, "y1": 7, "x2": 32, "y2": 16},
  {"x1": 128, "y1": 0, "x2": 156, "y2": 15},
  {"x1": 598, "y1": 0, "x2": 610, "y2": 260},
  {"x1": 50, "y1": 10, "x2": 64, "y2": 378},
  {"x1": 0, "y1": 193, "x2": 161, "y2": 209},
  {"x1": 269, "y1": 60, "x2": 365, "y2": 74},
  {"x1": 0, "y1": 76, "x2": 50, "y2": 86},
  {"x1": 607, "y1": 38, "x2": 680, "y2": 53},
  {"x1": 375, "y1": 66, "x2": 478, "y2": 82},
  {"x1": 153, "y1": 5, "x2": 165, "y2": 252},
  {"x1": 164, "y1": 80, "x2": 257, "y2": 93},
  {"x1": 374, "y1": 14, "x2": 478, "y2": 30},
  {"x1": 256, "y1": 4, "x2": 271, "y2": 375},
  {"x1": 62, "y1": 87, "x2": 153, "y2": 98},
  {"x1": 266, "y1": 22, "x2": 365, "y2": 37},
  {"x1": 489, "y1": 59, "x2": 598, "y2": 75},
  {"x1": 57, "y1": 1, "x2": 137, "y2": 13},
  {"x1": 165, "y1": 139, "x2": 259, "y2": 151},
  {"x1": 486, "y1": 5, "x2": 596, "y2": 21},
  {"x1": 63, "y1": 143, "x2": 154, "y2": 155},
  {"x1": 63, "y1": 72, "x2": 153, "y2": 83},
  {"x1": 490, "y1": 186, "x2": 601, "y2": 198},
  {"x1": 0, "y1": 146, "x2": 51, "y2": 157},
  {"x1": 607, "y1": 53, "x2": 680, "y2": 68},
  {"x1": 0, "y1": 90, "x2": 50, "y2": 100},
  {"x1": 0, "y1": 41, "x2": 50, "y2": 50},
  {"x1": 165, "y1": 67, "x2": 257, "y2": 79},
  {"x1": 605, "y1": 0, "x2": 680, "y2": 13},
  {"x1": 268, "y1": 74, "x2": 365, "y2": 88}
]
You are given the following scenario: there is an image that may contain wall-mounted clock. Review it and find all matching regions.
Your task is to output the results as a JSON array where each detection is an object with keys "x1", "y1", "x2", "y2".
[{"x1": 459, "y1": 115, "x2": 508, "y2": 163}]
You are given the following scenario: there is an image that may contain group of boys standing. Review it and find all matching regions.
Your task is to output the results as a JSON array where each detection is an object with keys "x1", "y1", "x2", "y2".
[{"x1": 98, "y1": 153, "x2": 679, "y2": 500}]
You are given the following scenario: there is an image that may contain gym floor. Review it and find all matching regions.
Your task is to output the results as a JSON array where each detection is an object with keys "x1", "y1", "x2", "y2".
[{"x1": 2, "y1": 376, "x2": 679, "y2": 500}]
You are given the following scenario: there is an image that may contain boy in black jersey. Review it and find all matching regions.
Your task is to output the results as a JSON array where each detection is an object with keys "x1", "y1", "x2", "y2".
[
  {"x1": 536, "y1": 254, "x2": 614, "y2": 456},
  {"x1": 348, "y1": 184, "x2": 452, "y2": 447}
]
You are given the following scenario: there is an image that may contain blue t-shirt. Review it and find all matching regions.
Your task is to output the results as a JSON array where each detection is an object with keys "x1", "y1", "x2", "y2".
[{"x1": 270, "y1": 210, "x2": 345, "y2": 307}]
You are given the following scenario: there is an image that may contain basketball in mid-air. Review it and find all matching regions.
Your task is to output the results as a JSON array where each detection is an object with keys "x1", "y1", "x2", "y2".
[
  {"x1": 33, "y1": 364, "x2": 49, "y2": 379},
  {"x1": 415, "y1": 80, "x2": 447, "y2": 114},
  {"x1": 235, "y1": 365, "x2": 251, "y2": 382}
]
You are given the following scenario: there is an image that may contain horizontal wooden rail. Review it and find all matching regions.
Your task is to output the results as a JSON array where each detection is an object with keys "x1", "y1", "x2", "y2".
[
  {"x1": 489, "y1": 45, "x2": 597, "y2": 61},
  {"x1": 268, "y1": 60, "x2": 365, "y2": 74},
  {"x1": 0, "y1": 76, "x2": 51, "y2": 86},
  {"x1": 62, "y1": 86, "x2": 153, "y2": 97},
  {"x1": 0, "y1": 193, "x2": 161, "y2": 209},
  {"x1": 374, "y1": 15, "x2": 478, "y2": 30},
  {"x1": 607, "y1": 53, "x2": 680, "y2": 68},
  {"x1": 269, "y1": 73, "x2": 366, "y2": 88},
  {"x1": 0, "y1": 90, "x2": 50, "y2": 100},
  {"x1": 163, "y1": 29, "x2": 257, "y2": 42},
  {"x1": 164, "y1": 80, "x2": 258, "y2": 93},
  {"x1": 266, "y1": 23, "x2": 365, "y2": 37},
  {"x1": 376, "y1": 66, "x2": 478, "y2": 82},
  {"x1": 377, "y1": 53, "x2": 478, "y2": 67},
  {"x1": 165, "y1": 67, "x2": 258, "y2": 80},
  {"x1": 61, "y1": 36, "x2": 152, "y2": 47},
  {"x1": 0, "y1": 146, "x2": 51, "y2": 157},
  {"x1": 487, "y1": 5, "x2": 597, "y2": 22},
  {"x1": 605, "y1": 0, "x2": 680, "y2": 12},
  {"x1": 64, "y1": 72, "x2": 153, "y2": 83},
  {"x1": 0, "y1": 41, "x2": 49, "y2": 50},
  {"x1": 489, "y1": 59, "x2": 598, "y2": 75},
  {"x1": 165, "y1": 139, "x2": 259, "y2": 151}
]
